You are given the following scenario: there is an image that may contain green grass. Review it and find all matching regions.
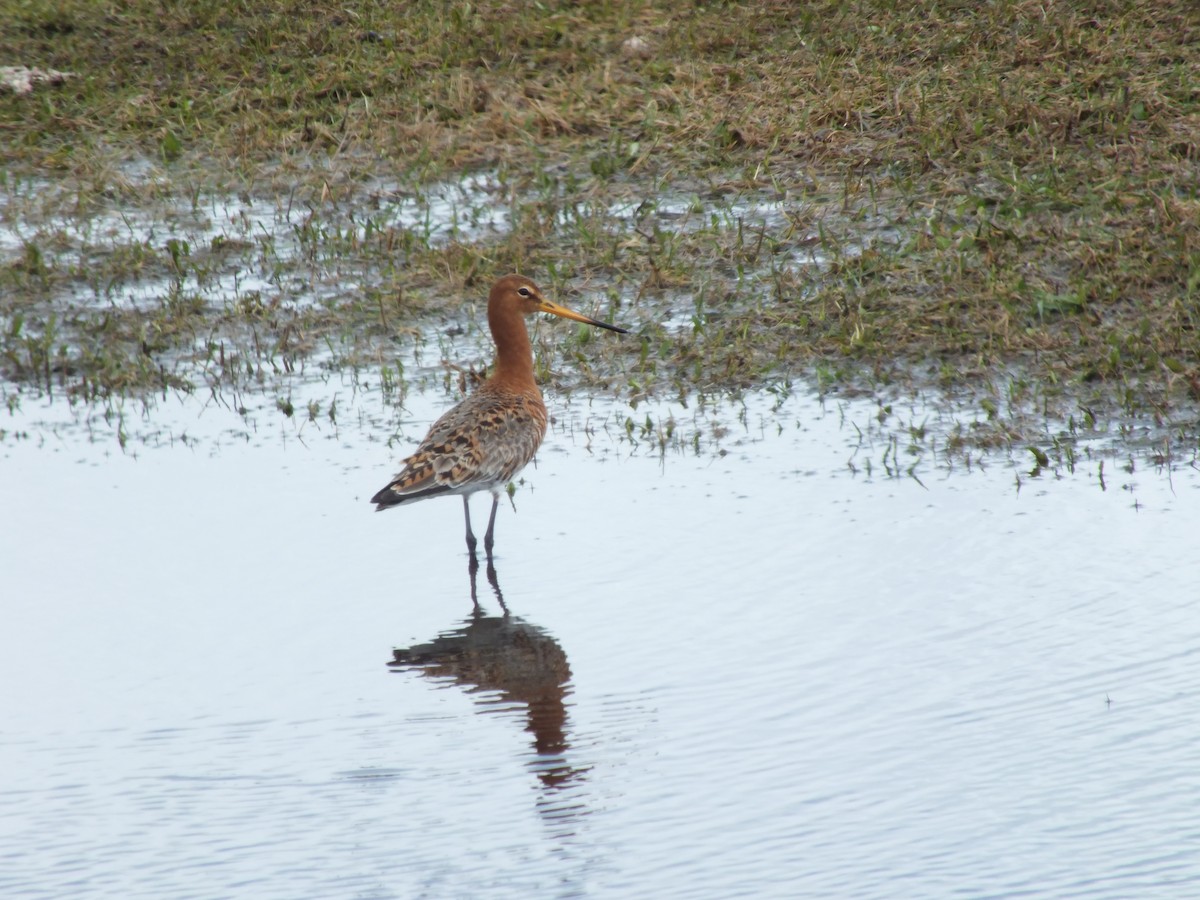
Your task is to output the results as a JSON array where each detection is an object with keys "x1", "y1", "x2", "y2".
[{"x1": 1, "y1": 0, "x2": 1199, "y2": 453}]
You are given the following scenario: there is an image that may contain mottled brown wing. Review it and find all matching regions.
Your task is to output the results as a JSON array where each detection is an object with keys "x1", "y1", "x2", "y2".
[{"x1": 371, "y1": 388, "x2": 547, "y2": 510}]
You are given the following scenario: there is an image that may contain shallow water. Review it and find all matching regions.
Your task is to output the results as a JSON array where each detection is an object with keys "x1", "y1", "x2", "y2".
[{"x1": 2, "y1": 376, "x2": 1198, "y2": 899}]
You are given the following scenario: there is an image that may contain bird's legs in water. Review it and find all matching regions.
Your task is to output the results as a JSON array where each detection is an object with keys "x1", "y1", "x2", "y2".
[
  {"x1": 463, "y1": 494, "x2": 501, "y2": 561},
  {"x1": 466, "y1": 493, "x2": 505, "y2": 613}
]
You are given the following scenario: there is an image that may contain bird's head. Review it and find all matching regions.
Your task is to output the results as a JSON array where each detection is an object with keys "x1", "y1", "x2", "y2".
[{"x1": 490, "y1": 274, "x2": 627, "y2": 334}]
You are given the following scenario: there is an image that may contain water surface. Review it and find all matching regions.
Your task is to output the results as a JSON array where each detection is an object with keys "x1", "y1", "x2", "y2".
[{"x1": 2, "y1": 382, "x2": 1198, "y2": 899}]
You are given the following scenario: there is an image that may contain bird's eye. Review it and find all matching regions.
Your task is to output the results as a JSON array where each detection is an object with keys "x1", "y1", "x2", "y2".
[{"x1": 517, "y1": 287, "x2": 531, "y2": 297}]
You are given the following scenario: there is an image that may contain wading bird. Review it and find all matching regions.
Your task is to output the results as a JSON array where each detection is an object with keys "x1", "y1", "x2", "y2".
[{"x1": 371, "y1": 274, "x2": 626, "y2": 558}]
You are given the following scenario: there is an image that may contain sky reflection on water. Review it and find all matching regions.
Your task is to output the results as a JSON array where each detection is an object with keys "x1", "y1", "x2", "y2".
[{"x1": 2, "y1": 381, "x2": 1199, "y2": 899}]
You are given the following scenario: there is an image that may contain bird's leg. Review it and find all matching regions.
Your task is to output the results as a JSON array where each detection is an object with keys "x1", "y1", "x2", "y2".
[
  {"x1": 463, "y1": 495, "x2": 479, "y2": 561},
  {"x1": 483, "y1": 492, "x2": 500, "y2": 558}
]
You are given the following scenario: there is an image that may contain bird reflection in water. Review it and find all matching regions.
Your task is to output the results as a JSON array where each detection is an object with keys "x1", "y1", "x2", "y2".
[{"x1": 389, "y1": 560, "x2": 589, "y2": 833}]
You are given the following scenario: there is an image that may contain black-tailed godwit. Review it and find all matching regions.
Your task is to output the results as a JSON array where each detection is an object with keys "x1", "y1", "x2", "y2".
[{"x1": 371, "y1": 274, "x2": 626, "y2": 557}]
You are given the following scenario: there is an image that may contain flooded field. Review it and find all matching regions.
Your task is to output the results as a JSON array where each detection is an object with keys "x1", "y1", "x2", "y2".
[
  {"x1": 4, "y1": 3, "x2": 1198, "y2": 894},
  {"x1": 2, "y1": 365, "x2": 1198, "y2": 898}
]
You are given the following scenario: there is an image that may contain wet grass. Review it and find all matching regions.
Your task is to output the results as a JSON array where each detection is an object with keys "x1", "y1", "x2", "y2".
[{"x1": 2, "y1": 0, "x2": 1199, "y2": 456}]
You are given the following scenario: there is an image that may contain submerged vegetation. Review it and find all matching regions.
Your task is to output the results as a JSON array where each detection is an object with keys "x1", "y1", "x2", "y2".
[{"x1": 1, "y1": 0, "x2": 1198, "y2": 459}]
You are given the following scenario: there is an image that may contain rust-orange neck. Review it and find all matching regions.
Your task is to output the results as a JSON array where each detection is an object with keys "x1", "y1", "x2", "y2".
[{"x1": 487, "y1": 301, "x2": 538, "y2": 392}]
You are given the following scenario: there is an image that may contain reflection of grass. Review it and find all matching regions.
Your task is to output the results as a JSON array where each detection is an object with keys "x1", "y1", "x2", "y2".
[{"x1": 1, "y1": 1, "x2": 1198, "y2": 453}]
